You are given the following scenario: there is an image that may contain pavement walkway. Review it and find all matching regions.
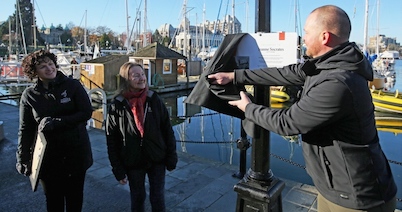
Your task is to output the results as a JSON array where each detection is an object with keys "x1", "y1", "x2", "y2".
[{"x1": 1, "y1": 102, "x2": 400, "y2": 211}]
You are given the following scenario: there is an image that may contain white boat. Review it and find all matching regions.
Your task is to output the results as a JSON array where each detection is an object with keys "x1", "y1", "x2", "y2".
[
  {"x1": 372, "y1": 50, "x2": 399, "y2": 76},
  {"x1": 379, "y1": 50, "x2": 399, "y2": 64},
  {"x1": 364, "y1": 0, "x2": 390, "y2": 90}
]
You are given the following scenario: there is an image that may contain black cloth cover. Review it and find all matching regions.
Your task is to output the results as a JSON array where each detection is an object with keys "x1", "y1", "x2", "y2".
[
  {"x1": 184, "y1": 33, "x2": 254, "y2": 118},
  {"x1": 184, "y1": 33, "x2": 257, "y2": 137}
]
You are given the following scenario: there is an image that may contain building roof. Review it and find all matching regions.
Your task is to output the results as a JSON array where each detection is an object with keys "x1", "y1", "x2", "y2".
[
  {"x1": 131, "y1": 42, "x2": 186, "y2": 60},
  {"x1": 82, "y1": 54, "x2": 128, "y2": 64}
]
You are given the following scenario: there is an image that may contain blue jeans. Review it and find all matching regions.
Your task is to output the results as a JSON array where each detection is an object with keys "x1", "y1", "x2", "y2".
[{"x1": 127, "y1": 164, "x2": 166, "y2": 212}]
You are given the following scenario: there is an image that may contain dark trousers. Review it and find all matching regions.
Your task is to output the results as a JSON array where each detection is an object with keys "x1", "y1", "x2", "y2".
[
  {"x1": 40, "y1": 171, "x2": 86, "y2": 212},
  {"x1": 127, "y1": 164, "x2": 166, "y2": 212}
]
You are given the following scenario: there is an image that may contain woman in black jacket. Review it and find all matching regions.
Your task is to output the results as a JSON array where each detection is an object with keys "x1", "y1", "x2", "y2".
[
  {"x1": 16, "y1": 50, "x2": 93, "y2": 211},
  {"x1": 106, "y1": 62, "x2": 177, "y2": 212}
]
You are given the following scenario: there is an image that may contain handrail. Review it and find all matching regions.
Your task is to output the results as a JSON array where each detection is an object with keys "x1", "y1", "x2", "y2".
[
  {"x1": 87, "y1": 88, "x2": 107, "y2": 130},
  {"x1": 80, "y1": 73, "x2": 102, "y2": 90}
]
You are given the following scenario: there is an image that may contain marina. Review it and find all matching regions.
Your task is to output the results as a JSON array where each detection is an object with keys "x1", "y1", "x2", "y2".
[
  {"x1": 1, "y1": 60, "x2": 401, "y2": 210},
  {"x1": 0, "y1": 0, "x2": 401, "y2": 210}
]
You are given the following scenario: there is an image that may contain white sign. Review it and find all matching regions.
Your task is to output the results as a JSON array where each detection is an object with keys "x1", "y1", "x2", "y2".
[
  {"x1": 236, "y1": 32, "x2": 299, "y2": 68},
  {"x1": 29, "y1": 132, "x2": 47, "y2": 192},
  {"x1": 85, "y1": 64, "x2": 95, "y2": 75}
]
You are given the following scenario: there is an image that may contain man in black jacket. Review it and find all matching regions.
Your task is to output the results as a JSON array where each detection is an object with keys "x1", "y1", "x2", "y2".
[{"x1": 208, "y1": 5, "x2": 397, "y2": 211}]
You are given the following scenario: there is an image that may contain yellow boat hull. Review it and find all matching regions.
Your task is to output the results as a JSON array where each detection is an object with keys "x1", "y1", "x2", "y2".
[
  {"x1": 371, "y1": 89, "x2": 402, "y2": 114},
  {"x1": 245, "y1": 85, "x2": 291, "y2": 103},
  {"x1": 374, "y1": 112, "x2": 402, "y2": 134},
  {"x1": 271, "y1": 90, "x2": 290, "y2": 103}
]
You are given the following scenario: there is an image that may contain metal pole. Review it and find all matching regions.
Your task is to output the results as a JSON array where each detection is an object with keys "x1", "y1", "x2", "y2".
[
  {"x1": 232, "y1": 122, "x2": 249, "y2": 179},
  {"x1": 234, "y1": 0, "x2": 285, "y2": 211},
  {"x1": 32, "y1": 0, "x2": 37, "y2": 49}
]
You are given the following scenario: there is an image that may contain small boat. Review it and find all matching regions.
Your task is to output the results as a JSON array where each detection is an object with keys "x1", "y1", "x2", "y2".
[
  {"x1": 245, "y1": 85, "x2": 291, "y2": 103},
  {"x1": 375, "y1": 111, "x2": 402, "y2": 135},
  {"x1": 269, "y1": 86, "x2": 290, "y2": 103},
  {"x1": 371, "y1": 89, "x2": 402, "y2": 114},
  {"x1": 368, "y1": 76, "x2": 386, "y2": 90}
]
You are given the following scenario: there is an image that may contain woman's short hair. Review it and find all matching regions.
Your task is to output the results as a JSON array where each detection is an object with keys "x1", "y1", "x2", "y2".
[{"x1": 21, "y1": 50, "x2": 58, "y2": 80}]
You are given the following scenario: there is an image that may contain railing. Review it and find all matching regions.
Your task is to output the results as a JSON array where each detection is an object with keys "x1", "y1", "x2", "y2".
[
  {"x1": 87, "y1": 88, "x2": 107, "y2": 130},
  {"x1": 0, "y1": 62, "x2": 30, "y2": 83}
]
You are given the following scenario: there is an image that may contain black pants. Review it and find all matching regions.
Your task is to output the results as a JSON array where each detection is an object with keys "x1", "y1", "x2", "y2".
[
  {"x1": 127, "y1": 164, "x2": 166, "y2": 212},
  {"x1": 40, "y1": 171, "x2": 86, "y2": 212}
]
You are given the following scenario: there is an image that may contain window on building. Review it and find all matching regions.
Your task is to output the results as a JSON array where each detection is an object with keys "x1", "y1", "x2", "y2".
[{"x1": 163, "y1": 59, "x2": 172, "y2": 74}]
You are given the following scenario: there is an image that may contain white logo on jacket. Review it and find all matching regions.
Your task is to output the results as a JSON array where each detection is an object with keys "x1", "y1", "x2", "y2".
[{"x1": 60, "y1": 90, "x2": 71, "y2": 103}]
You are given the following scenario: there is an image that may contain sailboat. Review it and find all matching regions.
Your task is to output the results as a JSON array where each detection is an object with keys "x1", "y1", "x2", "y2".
[{"x1": 364, "y1": 0, "x2": 386, "y2": 90}]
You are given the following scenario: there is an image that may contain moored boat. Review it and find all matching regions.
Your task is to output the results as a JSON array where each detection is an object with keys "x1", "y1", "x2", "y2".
[
  {"x1": 371, "y1": 89, "x2": 402, "y2": 114},
  {"x1": 245, "y1": 85, "x2": 292, "y2": 103},
  {"x1": 374, "y1": 111, "x2": 402, "y2": 135},
  {"x1": 271, "y1": 87, "x2": 290, "y2": 103}
]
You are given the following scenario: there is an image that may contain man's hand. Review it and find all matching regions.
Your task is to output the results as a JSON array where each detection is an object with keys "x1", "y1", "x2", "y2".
[
  {"x1": 207, "y1": 72, "x2": 234, "y2": 85},
  {"x1": 228, "y1": 91, "x2": 251, "y2": 112}
]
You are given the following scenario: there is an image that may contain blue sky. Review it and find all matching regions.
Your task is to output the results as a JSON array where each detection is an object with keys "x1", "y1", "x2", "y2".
[{"x1": 1, "y1": 0, "x2": 401, "y2": 45}]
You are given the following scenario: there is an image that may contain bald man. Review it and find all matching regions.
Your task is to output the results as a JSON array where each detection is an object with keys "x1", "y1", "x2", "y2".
[{"x1": 208, "y1": 5, "x2": 396, "y2": 211}]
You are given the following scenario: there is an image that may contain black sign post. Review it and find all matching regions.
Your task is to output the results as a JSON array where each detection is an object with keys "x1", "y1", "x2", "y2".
[{"x1": 234, "y1": 0, "x2": 285, "y2": 211}]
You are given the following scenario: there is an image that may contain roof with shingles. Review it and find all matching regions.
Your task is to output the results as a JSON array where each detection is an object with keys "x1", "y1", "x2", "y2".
[
  {"x1": 82, "y1": 54, "x2": 129, "y2": 64},
  {"x1": 131, "y1": 42, "x2": 187, "y2": 59}
]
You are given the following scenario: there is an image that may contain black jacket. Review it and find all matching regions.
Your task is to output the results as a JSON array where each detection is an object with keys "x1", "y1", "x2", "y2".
[
  {"x1": 235, "y1": 42, "x2": 397, "y2": 209},
  {"x1": 106, "y1": 90, "x2": 178, "y2": 181},
  {"x1": 17, "y1": 71, "x2": 93, "y2": 178}
]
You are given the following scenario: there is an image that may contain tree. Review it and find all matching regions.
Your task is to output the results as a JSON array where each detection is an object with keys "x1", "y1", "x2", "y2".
[
  {"x1": 71, "y1": 26, "x2": 85, "y2": 45},
  {"x1": 60, "y1": 31, "x2": 73, "y2": 46},
  {"x1": 152, "y1": 29, "x2": 163, "y2": 44},
  {"x1": 15, "y1": 0, "x2": 34, "y2": 47},
  {"x1": 0, "y1": 0, "x2": 45, "y2": 48},
  {"x1": 94, "y1": 26, "x2": 112, "y2": 36},
  {"x1": 99, "y1": 33, "x2": 111, "y2": 48}
]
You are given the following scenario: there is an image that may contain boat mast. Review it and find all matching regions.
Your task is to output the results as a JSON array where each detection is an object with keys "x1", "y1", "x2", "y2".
[
  {"x1": 125, "y1": 0, "x2": 130, "y2": 53},
  {"x1": 32, "y1": 0, "x2": 37, "y2": 49},
  {"x1": 363, "y1": 0, "x2": 369, "y2": 53},
  {"x1": 376, "y1": 0, "x2": 380, "y2": 54},
  {"x1": 182, "y1": 0, "x2": 187, "y2": 57},
  {"x1": 84, "y1": 10, "x2": 87, "y2": 53},
  {"x1": 8, "y1": 17, "x2": 12, "y2": 58},
  {"x1": 17, "y1": 0, "x2": 27, "y2": 56},
  {"x1": 195, "y1": 13, "x2": 198, "y2": 53},
  {"x1": 232, "y1": 0, "x2": 235, "y2": 34},
  {"x1": 143, "y1": 0, "x2": 147, "y2": 47},
  {"x1": 202, "y1": 3, "x2": 205, "y2": 59}
]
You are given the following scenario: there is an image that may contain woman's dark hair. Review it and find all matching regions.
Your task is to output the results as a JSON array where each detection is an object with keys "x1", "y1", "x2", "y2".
[{"x1": 21, "y1": 50, "x2": 58, "y2": 80}]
